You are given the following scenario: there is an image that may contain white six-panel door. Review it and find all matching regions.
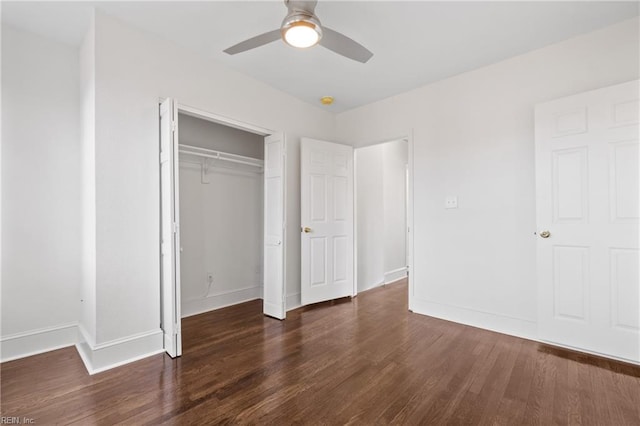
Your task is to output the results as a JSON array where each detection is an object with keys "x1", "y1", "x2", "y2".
[
  {"x1": 535, "y1": 80, "x2": 639, "y2": 363},
  {"x1": 159, "y1": 98, "x2": 182, "y2": 358},
  {"x1": 301, "y1": 138, "x2": 354, "y2": 306}
]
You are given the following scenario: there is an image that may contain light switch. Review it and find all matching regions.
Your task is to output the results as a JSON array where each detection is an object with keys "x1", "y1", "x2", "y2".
[{"x1": 445, "y1": 196, "x2": 458, "y2": 209}]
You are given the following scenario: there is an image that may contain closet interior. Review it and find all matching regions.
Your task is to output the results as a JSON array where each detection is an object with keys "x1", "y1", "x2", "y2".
[{"x1": 177, "y1": 113, "x2": 264, "y2": 318}]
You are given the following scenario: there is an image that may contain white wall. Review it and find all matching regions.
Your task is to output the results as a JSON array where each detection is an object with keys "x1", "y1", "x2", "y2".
[
  {"x1": 356, "y1": 140, "x2": 407, "y2": 292},
  {"x1": 383, "y1": 141, "x2": 408, "y2": 281},
  {"x1": 88, "y1": 11, "x2": 335, "y2": 351},
  {"x1": 356, "y1": 145, "x2": 384, "y2": 291},
  {"x1": 1, "y1": 26, "x2": 81, "y2": 358},
  {"x1": 178, "y1": 115, "x2": 264, "y2": 317},
  {"x1": 337, "y1": 17, "x2": 640, "y2": 338}
]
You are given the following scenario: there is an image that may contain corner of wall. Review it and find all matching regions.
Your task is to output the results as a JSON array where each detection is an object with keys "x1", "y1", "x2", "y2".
[
  {"x1": 286, "y1": 293, "x2": 302, "y2": 312},
  {"x1": 79, "y1": 11, "x2": 97, "y2": 347},
  {"x1": 75, "y1": 325, "x2": 164, "y2": 375}
]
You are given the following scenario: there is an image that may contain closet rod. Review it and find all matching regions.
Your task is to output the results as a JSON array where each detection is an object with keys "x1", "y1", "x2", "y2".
[{"x1": 178, "y1": 144, "x2": 263, "y2": 168}]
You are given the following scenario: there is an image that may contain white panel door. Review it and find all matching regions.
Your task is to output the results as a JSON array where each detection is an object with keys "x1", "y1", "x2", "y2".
[
  {"x1": 263, "y1": 133, "x2": 286, "y2": 319},
  {"x1": 535, "y1": 80, "x2": 639, "y2": 363},
  {"x1": 159, "y1": 98, "x2": 182, "y2": 357},
  {"x1": 301, "y1": 138, "x2": 354, "y2": 306}
]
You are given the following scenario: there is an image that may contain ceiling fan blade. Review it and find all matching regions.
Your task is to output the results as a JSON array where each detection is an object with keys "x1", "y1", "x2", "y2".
[
  {"x1": 319, "y1": 27, "x2": 373, "y2": 63},
  {"x1": 223, "y1": 29, "x2": 281, "y2": 55}
]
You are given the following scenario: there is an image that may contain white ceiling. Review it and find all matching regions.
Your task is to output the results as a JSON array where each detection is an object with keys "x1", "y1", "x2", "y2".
[{"x1": 3, "y1": 1, "x2": 638, "y2": 112}]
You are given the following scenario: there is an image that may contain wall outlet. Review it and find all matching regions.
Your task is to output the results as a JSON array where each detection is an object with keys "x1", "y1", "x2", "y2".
[{"x1": 445, "y1": 196, "x2": 458, "y2": 209}]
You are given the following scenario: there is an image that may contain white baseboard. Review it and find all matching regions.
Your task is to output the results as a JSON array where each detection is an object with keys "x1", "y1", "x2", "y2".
[
  {"x1": 411, "y1": 299, "x2": 639, "y2": 365},
  {"x1": 410, "y1": 298, "x2": 537, "y2": 341},
  {"x1": 0, "y1": 323, "x2": 78, "y2": 363},
  {"x1": 286, "y1": 292, "x2": 301, "y2": 312},
  {"x1": 76, "y1": 325, "x2": 164, "y2": 375},
  {"x1": 358, "y1": 280, "x2": 385, "y2": 293},
  {"x1": 385, "y1": 267, "x2": 408, "y2": 284},
  {"x1": 181, "y1": 286, "x2": 262, "y2": 318}
]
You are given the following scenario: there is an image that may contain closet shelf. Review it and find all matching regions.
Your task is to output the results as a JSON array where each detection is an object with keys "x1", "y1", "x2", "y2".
[{"x1": 178, "y1": 144, "x2": 264, "y2": 169}]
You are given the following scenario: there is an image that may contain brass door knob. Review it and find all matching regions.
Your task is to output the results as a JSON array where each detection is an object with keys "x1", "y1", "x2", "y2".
[
  {"x1": 302, "y1": 227, "x2": 312, "y2": 233},
  {"x1": 539, "y1": 230, "x2": 551, "y2": 238}
]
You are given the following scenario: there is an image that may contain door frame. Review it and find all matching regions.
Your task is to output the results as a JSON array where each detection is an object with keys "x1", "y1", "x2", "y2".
[
  {"x1": 159, "y1": 99, "x2": 282, "y2": 355},
  {"x1": 352, "y1": 132, "x2": 415, "y2": 311}
]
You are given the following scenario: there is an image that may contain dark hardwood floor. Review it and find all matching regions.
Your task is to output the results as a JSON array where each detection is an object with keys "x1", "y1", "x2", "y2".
[{"x1": 2, "y1": 280, "x2": 639, "y2": 425}]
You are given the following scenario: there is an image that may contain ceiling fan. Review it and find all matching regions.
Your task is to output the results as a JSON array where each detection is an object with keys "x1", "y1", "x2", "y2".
[{"x1": 223, "y1": 0, "x2": 373, "y2": 63}]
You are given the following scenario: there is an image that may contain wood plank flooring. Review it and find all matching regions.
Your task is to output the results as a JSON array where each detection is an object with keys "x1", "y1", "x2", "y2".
[{"x1": 2, "y1": 280, "x2": 639, "y2": 425}]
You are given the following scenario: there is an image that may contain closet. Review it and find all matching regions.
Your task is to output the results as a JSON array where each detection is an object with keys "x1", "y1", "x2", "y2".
[{"x1": 177, "y1": 113, "x2": 264, "y2": 318}]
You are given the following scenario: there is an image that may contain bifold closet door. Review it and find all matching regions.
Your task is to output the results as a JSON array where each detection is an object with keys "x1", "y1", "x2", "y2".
[
  {"x1": 263, "y1": 133, "x2": 286, "y2": 319},
  {"x1": 160, "y1": 98, "x2": 182, "y2": 357}
]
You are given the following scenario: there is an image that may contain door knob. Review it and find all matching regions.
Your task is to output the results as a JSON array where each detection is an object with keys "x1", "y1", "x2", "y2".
[
  {"x1": 539, "y1": 230, "x2": 551, "y2": 238},
  {"x1": 302, "y1": 227, "x2": 312, "y2": 233}
]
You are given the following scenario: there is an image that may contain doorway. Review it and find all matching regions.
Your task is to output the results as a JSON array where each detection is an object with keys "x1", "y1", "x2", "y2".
[
  {"x1": 355, "y1": 139, "x2": 410, "y2": 294},
  {"x1": 159, "y1": 99, "x2": 286, "y2": 358}
]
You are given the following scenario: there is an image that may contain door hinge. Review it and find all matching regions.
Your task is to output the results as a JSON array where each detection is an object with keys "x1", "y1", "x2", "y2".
[
  {"x1": 172, "y1": 222, "x2": 179, "y2": 233},
  {"x1": 171, "y1": 121, "x2": 177, "y2": 132}
]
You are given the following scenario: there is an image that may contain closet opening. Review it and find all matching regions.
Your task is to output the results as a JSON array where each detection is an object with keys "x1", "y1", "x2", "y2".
[
  {"x1": 160, "y1": 98, "x2": 286, "y2": 358},
  {"x1": 354, "y1": 138, "x2": 410, "y2": 297},
  {"x1": 177, "y1": 113, "x2": 265, "y2": 320}
]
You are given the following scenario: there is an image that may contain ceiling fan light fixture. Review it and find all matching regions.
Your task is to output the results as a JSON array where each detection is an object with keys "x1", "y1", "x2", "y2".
[
  {"x1": 281, "y1": 13, "x2": 322, "y2": 48},
  {"x1": 223, "y1": 0, "x2": 373, "y2": 63}
]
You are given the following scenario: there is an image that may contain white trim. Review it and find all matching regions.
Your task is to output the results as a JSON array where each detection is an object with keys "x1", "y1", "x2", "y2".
[
  {"x1": 92, "y1": 329, "x2": 162, "y2": 350},
  {"x1": 181, "y1": 286, "x2": 262, "y2": 318},
  {"x1": 353, "y1": 149, "x2": 358, "y2": 297},
  {"x1": 385, "y1": 276, "x2": 407, "y2": 286},
  {"x1": 406, "y1": 131, "x2": 415, "y2": 312},
  {"x1": 76, "y1": 326, "x2": 164, "y2": 375},
  {"x1": 411, "y1": 298, "x2": 640, "y2": 366},
  {"x1": 360, "y1": 280, "x2": 386, "y2": 293},
  {"x1": 385, "y1": 267, "x2": 408, "y2": 275},
  {"x1": 384, "y1": 267, "x2": 408, "y2": 284},
  {"x1": 411, "y1": 298, "x2": 537, "y2": 341},
  {"x1": 357, "y1": 276, "x2": 406, "y2": 295},
  {"x1": 177, "y1": 103, "x2": 274, "y2": 136},
  {"x1": 0, "y1": 323, "x2": 78, "y2": 363},
  {"x1": 286, "y1": 293, "x2": 302, "y2": 312},
  {"x1": 282, "y1": 137, "x2": 288, "y2": 318}
]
